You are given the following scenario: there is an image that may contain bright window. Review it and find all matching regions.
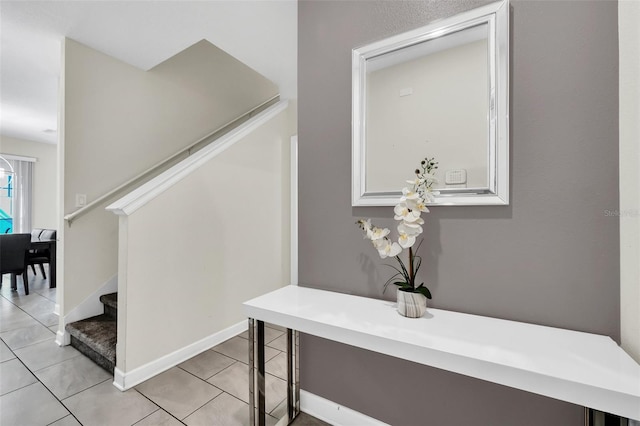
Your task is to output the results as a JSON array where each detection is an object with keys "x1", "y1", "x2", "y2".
[{"x1": 0, "y1": 155, "x2": 34, "y2": 233}]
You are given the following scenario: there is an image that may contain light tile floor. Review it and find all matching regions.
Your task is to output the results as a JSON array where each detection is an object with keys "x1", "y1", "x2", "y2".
[{"x1": 0, "y1": 273, "x2": 329, "y2": 426}]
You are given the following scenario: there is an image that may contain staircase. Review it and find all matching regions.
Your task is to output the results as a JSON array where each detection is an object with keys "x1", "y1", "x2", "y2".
[{"x1": 65, "y1": 293, "x2": 118, "y2": 373}]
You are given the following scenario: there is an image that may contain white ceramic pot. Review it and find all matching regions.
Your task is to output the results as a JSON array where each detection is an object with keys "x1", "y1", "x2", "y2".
[{"x1": 397, "y1": 289, "x2": 427, "y2": 318}]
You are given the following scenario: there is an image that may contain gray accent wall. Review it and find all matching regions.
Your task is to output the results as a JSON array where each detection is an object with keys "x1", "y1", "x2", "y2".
[{"x1": 298, "y1": 1, "x2": 619, "y2": 425}]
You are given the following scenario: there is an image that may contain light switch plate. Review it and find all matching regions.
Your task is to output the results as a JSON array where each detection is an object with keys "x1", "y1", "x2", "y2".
[
  {"x1": 399, "y1": 87, "x2": 413, "y2": 97},
  {"x1": 75, "y1": 193, "x2": 87, "y2": 207}
]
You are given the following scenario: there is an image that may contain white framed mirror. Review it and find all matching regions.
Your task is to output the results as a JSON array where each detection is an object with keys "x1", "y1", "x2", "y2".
[{"x1": 352, "y1": 0, "x2": 509, "y2": 206}]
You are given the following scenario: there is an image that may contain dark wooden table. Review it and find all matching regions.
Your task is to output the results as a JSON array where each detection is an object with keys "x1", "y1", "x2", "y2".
[{"x1": 30, "y1": 238, "x2": 56, "y2": 288}]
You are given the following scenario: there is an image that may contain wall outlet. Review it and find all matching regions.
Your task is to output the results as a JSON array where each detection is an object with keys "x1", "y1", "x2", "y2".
[
  {"x1": 75, "y1": 193, "x2": 87, "y2": 208},
  {"x1": 445, "y1": 169, "x2": 467, "y2": 185}
]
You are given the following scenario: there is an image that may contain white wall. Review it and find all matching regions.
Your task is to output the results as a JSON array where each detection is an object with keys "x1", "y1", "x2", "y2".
[
  {"x1": 619, "y1": 0, "x2": 640, "y2": 363},
  {"x1": 1, "y1": 1, "x2": 298, "y2": 141},
  {"x1": 116, "y1": 105, "x2": 291, "y2": 373},
  {"x1": 61, "y1": 38, "x2": 279, "y2": 318},
  {"x1": 366, "y1": 40, "x2": 488, "y2": 191},
  {"x1": 0, "y1": 135, "x2": 57, "y2": 229}
]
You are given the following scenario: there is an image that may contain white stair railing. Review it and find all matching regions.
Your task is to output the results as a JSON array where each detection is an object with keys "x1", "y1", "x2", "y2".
[{"x1": 64, "y1": 94, "x2": 279, "y2": 226}]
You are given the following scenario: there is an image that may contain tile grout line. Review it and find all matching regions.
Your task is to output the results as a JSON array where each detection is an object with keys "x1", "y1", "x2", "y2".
[
  {"x1": 131, "y1": 391, "x2": 185, "y2": 425},
  {"x1": 0, "y1": 358, "x2": 38, "y2": 397},
  {"x1": 174, "y1": 351, "x2": 257, "y2": 421},
  {"x1": 3, "y1": 281, "x2": 300, "y2": 426},
  {"x1": 176, "y1": 338, "x2": 288, "y2": 421},
  {"x1": 177, "y1": 360, "x2": 235, "y2": 383},
  {"x1": 135, "y1": 346, "x2": 252, "y2": 423},
  {"x1": 1, "y1": 279, "x2": 93, "y2": 426},
  {"x1": 129, "y1": 407, "x2": 163, "y2": 426},
  {"x1": 3, "y1": 334, "x2": 58, "y2": 353},
  {"x1": 135, "y1": 364, "x2": 247, "y2": 425},
  {"x1": 57, "y1": 377, "x2": 112, "y2": 402},
  {"x1": 182, "y1": 363, "x2": 285, "y2": 423},
  {"x1": 1, "y1": 281, "x2": 60, "y2": 332},
  {"x1": 3, "y1": 345, "x2": 83, "y2": 426},
  {"x1": 178, "y1": 386, "x2": 226, "y2": 423}
]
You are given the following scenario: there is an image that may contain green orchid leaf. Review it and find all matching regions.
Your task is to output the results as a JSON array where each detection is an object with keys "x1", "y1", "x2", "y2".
[
  {"x1": 383, "y1": 273, "x2": 402, "y2": 284},
  {"x1": 395, "y1": 256, "x2": 409, "y2": 277},
  {"x1": 416, "y1": 286, "x2": 432, "y2": 299},
  {"x1": 383, "y1": 263, "x2": 404, "y2": 275},
  {"x1": 383, "y1": 273, "x2": 402, "y2": 283},
  {"x1": 414, "y1": 256, "x2": 422, "y2": 275},
  {"x1": 384, "y1": 264, "x2": 410, "y2": 282}
]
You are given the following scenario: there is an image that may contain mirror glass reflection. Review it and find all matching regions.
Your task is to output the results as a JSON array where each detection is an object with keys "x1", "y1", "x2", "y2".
[
  {"x1": 365, "y1": 24, "x2": 489, "y2": 193},
  {"x1": 352, "y1": 0, "x2": 509, "y2": 206}
]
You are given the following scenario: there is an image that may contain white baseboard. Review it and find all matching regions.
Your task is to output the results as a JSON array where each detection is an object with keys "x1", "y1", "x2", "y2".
[
  {"x1": 300, "y1": 390, "x2": 389, "y2": 426},
  {"x1": 113, "y1": 320, "x2": 247, "y2": 391},
  {"x1": 54, "y1": 304, "x2": 60, "y2": 316},
  {"x1": 55, "y1": 330, "x2": 70, "y2": 346},
  {"x1": 57, "y1": 275, "x2": 118, "y2": 345}
]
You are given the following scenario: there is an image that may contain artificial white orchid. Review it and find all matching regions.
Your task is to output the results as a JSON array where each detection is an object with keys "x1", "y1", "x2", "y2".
[
  {"x1": 369, "y1": 227, "x2": 390, "y2": 241},
  {"x1": 398, "y1": 221, "x2": 422, "y2": 237},
  {"x1": 401, "y1": 187, "x2": 420, "y2": 201},
  {"x1": 393, "y1": 203, "x2": 410, "y2": 220},
  {"x1": 356, "y1": 156, "x2": 439, "y2": 300},
  {"x1": 378, "y1": 240, "x2": 402, "y2": 258},
  {"x1": 398, "y1": 232, "x2": 416, "y2": 249}
]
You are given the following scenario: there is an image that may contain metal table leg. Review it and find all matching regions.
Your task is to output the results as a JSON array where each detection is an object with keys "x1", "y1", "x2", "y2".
[
  {"x1": 250, "y1": 320, "x2": 300, "y2": 426},
  {"x1": 257, "y1": 320, "x2": 266, "y2": 426},
  {"x1": 287, "y1": 328, "x2": 300, "y2": 423},
  {"x1": 249, "y1": 319, "x2": 255, "y2": 425},
  {"x1": 249, "y1": 318, "x2": 267, "y2": 426},
  {"x1": 585, "y1": 408, "x2": 631, "y2": 426}
]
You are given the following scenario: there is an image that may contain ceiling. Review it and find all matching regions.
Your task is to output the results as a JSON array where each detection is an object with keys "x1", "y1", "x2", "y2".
[{"x1": 0, "y1": 0, "x2": 297, "y2": 145}]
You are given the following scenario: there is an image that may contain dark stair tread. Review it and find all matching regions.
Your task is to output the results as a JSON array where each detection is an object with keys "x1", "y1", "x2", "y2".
[
  {"x1": 66, "y1": 314, "x2": 117, "y2": 364},
  {"x1": 99, "y1": 292, "x2": 118, "y2": 310},
  {"x1": 70, "y1": 336, "x2": 115, "y2": 374}
]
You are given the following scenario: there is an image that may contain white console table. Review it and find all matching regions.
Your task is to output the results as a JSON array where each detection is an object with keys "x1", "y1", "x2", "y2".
[{"x1": 243, "y1": 285, "x2": 640, "y2": 425}]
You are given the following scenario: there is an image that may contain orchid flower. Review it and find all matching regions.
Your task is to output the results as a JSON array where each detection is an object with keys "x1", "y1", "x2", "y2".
[
  {"x1": 400, "y1": 187, "x2": 420, "y2": 201},
  {"x1": 393, "y1": 203, "x2": 410, "y2": 220},
  {"x1": 355, "y1": 155, "x2": 437, "y2": 300},
  {"x1": 401, "y1": 211, "x2": 422, "y2": 224},
  {"x1": 378, "y1": 240, "x2": 402, "y2": 258},
  {"x1": 370, "y1": 227, "x2": 390, "y2": 241},
  {"x1": 398, "y1": 221, "x2": 423, "y2": 236},
  {"x1": 398, "y1": 232, "x2": 416, "y2": 249}
]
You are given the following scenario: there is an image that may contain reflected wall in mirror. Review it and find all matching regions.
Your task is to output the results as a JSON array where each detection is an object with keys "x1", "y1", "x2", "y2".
[
  {"x1": 352, "y1": 0, "x2": 509, "y2": 206},
  {"x1": 366, "y1": 25, "x2": 489, "y2": 192}
]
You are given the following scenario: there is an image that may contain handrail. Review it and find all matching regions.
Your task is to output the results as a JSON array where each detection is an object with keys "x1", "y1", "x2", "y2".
[
  {"x1": 106, "y1": 100, "x2": 288, "y2": 217},
  {"x1": 64, "y1": 94, "x2": 280, "y2": 225}
]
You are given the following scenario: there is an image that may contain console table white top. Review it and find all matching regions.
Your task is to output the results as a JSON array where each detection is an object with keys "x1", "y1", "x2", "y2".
[{"x1": 243, "y1": 285, "x2": 640, "y2": 420}]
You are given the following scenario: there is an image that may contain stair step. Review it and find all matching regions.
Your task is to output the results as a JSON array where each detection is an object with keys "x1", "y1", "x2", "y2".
[
  {"x1": 66, "y1": 314, "x2": 116, "y2": 373},
  {"x1": 100, "y1": 292, "x2": 118, "y2": 319}
]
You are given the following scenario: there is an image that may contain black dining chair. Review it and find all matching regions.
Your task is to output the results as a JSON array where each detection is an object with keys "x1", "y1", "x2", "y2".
[
  {"x1": 31, "y1": 228, "x2": 44, "y2": 240},
  {"x1": 0, "y1": 233, "x2": 32, "y2": 295},
  {"x1": 40, "y1": 229, "x2": 56, "y2": 241},
  {"x1": 27, "y1": 229, "x2": 56, "y2": 280},
  {"x1": 29, "y1": 228, "x2": 45, "y2": 276}
]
